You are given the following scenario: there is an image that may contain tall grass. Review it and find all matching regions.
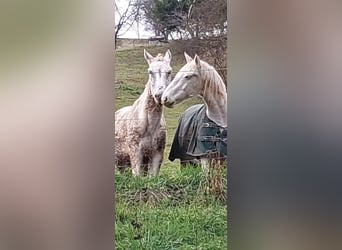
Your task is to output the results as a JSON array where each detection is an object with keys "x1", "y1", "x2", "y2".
[{"x1": 115, "y1": 166, "x2": 227, "y2": 250}]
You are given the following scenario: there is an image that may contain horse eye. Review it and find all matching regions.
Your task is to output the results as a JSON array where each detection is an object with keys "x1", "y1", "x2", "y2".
[
  {"x1": 185, "y1": 75, "x2": 192, "y2": 79},
  {"x1": 148, "y1": 70, "x2": 153, "y2": 75},
  {"x1": 167, "y1": 71, "x2": 171, "y2": 75}
]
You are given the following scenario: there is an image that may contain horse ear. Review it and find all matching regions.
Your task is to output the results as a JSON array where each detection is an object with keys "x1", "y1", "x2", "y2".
[
  {"x1": 184, "y1": 52, "x2": 193, "y2": 63},
  {"x1": 194, "y1": 54, "x2": 201, "y2": 68},
  {"x1": 164, "y1": 49, "x2": 172, "y2": 64},
  {"x1": 144, "y1": 49, "x2": 154, "y2": 64}
]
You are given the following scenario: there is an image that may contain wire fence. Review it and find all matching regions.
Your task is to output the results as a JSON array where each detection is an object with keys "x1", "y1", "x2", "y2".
[
  {"x1": 114, "y1": 119, "x2": 223, "y2": 131},
  {"x1": 115, "y1": 153, "x2": 228, "y2": 167},
  {"x1": 114, "y1": 117, "x2": 228, "y2": 165},
  {"x1": 115, "y1": 68, "x2": 228, "y2": 76},
  {"x1": 115, "y1": 156, "x2": 228, "y2": 168},
  {"x1": 114, "y1": 67, "x2": 227, "y2": 166}
]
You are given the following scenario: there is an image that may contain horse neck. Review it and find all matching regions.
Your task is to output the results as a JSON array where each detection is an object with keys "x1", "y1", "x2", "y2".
[
  {"x1": 200, "y1": 68, "x2": 227, "y2": 128},
  {"x1": 133, "y1": 81, "x2": 163, "y2": 127}
]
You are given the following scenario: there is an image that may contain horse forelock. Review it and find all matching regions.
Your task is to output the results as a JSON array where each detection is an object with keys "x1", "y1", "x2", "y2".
[
  {"x1": 149, "y1": 55, "x2": 172, "y2": 75},
  {"x1": 152, "y1": 53, "x2": 165, "y2": 62}
]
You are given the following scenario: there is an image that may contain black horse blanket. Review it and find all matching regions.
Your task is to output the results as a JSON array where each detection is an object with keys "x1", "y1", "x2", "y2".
[{"x1": 169, "y1": 104, "x2": 227, "y2": 164}]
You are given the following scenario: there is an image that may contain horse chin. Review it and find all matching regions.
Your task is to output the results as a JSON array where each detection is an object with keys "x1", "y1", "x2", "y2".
[
  {"x1": 154, "y1": 97, "x2": 162, "y2": 105},
  {"x1": 164, "y1": 101, "x2": 175, "y2": 108}
]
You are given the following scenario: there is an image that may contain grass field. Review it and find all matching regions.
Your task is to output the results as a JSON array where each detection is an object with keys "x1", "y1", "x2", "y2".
[{"x1": 115, "y1": 44, "x2": 227, "y2": 249}]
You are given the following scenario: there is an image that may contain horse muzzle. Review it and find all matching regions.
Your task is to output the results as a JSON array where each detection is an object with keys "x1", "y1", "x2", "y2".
[
  {"x1": 161, "y1": 96, "x2": 175, "y2": 108},
  {"x1": 153, "y1": 93, "x2": 163, "y2": 104}
]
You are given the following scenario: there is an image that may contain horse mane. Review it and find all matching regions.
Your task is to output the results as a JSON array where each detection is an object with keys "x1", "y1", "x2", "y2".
[
  {"x1": 132, "y1": 84, "x2": 148, "y2": 106},
  {"x1": 155, "y1": 53, "x2": 164, "y2": 61},
  {"x1": 199, "y1": 61, "x2": 227, "y2": 101}
]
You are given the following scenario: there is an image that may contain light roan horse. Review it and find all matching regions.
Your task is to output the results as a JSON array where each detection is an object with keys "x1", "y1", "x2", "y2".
[
  {"x1": 115, "y1": 50, "x2": 172, "y2": 177},
  {"x1": 161, "y1": 53, "x2": 227, "y2": 173}
]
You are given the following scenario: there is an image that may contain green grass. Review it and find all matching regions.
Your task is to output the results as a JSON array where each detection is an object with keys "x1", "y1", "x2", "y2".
[{"x1": 115, "y1": 44, "x2": 227, "y2": 249}]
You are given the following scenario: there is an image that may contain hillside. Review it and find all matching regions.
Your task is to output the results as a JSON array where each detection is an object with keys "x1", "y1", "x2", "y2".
[
  {"x1": 115, "y1": 44, "x2": 227, "y2": 249},
  {"x1": 115, "y1": 45, "x2": 202, "y2": 164}
]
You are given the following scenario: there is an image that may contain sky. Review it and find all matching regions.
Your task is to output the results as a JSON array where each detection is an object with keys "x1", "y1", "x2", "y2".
[
  {"x1": 121, "y1": 20, "x2": 154, "y2": 39},
  {"x1": 116, "y1": 0, "x2": 154, "y2": 39}
]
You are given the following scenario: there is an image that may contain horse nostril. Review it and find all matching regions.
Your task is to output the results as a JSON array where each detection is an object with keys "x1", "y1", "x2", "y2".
[{"x1": 164, "y1": 96, "x2": 168, "y2": 102}]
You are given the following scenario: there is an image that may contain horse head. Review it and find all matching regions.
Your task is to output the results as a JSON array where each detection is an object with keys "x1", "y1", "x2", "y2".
[
  {"x1": 144, "y1": 49, "x2": 172, "y2": 104},
  {"x1": 161, "y1": 52, "x2": 203, "y2": 108}
]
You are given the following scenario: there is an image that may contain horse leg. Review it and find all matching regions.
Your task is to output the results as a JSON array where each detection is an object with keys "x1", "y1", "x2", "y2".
[
  {"x1": 201, "y1": 158, "x2": 210, "y2": 175},
  {"x1": 180, "y1": 156, "x2": 200, "y2": 169},
  {"x1": 180, "y1": 160, "x2": 189, "y2": 169},
  {"x1": 180, "y1": 160, "x2": 194, "y2": 169},
  {"x1": 149, "y1": 152, "x2": 163, "y2": 177},
  {"x1": 142, "y1": 156, "x2": 149, "y2": 176},
  {"x1": 130, "y1": 152, "x2": 143, "y2": 177}
]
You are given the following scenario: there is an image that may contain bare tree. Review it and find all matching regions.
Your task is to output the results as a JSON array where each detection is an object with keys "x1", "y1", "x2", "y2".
[
  {"x1": 115, "y1": 0, "x2": 141, "y2": 48},
  {"x1": 186, "y1": 0, "x2": 227, "y2": 39},
  {"x1": 137, "y1": 0, "x2": 228, "y2": 80},
  {"x1": 188, "y1": 0, "x2": 227, "y2": 81},
  {"x1": 140, "y1": 0, "x2": 166, "y2": 39},
  {"x1": 141, "y1": 0, "x2": 190, "y2": 41}
]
